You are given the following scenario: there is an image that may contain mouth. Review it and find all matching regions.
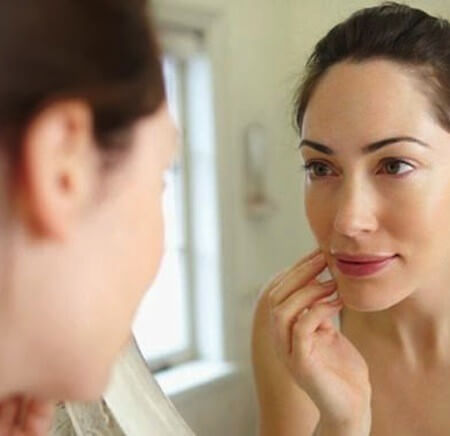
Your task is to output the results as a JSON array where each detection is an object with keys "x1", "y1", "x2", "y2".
[
  {"x1": 334, "y1": 254, "x2": 398, "y2": 277},
  {"x1": 334, "y1": 252, "x2": 397, "y2": 262}
]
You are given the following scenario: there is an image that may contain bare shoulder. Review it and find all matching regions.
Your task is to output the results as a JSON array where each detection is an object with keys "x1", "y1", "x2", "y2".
[{"x1": 251, "y1": 285, "x2": 320, "y2": 436}]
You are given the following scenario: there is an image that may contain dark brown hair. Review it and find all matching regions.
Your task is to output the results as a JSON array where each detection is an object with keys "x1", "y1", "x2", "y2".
[
  {"x1": 295, "y1": 2, "x2": 450, "y2": 134},
  {"x1": 0, "y1": 0, "x2": 165, "y2": 163}
]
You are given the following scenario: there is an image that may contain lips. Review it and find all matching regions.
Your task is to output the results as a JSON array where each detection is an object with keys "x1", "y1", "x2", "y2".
[
  {"x1": 333, "y1": 253, "x2": 398, "y2": 277},
  {"x1": 335, "y1": 253, "x2": 397, "y2": 263}
]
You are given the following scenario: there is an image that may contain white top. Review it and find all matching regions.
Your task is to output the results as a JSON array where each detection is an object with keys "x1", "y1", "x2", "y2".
[{"x1": 53, "y1": 341, "x2": 195, "y2": 436}]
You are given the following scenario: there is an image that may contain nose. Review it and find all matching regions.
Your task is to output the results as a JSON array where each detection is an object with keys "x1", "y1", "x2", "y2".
[{"x1": 333, "y1": 179, "x2": 378, "y2": 238}]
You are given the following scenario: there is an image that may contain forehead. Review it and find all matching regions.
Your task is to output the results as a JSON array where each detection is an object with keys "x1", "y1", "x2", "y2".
[{"x1": 301, "y1": 59, "x2": 437, "y2": 149}]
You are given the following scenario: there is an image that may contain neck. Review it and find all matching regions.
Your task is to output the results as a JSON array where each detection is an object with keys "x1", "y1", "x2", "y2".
[{"x1": 345, "y1": 285, "x2": 450, "y2": 371}]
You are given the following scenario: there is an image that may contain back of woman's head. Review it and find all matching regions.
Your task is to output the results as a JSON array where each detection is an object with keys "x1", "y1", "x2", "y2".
[
  {"x1": 0, "y1": 0, "x2": 165, "y2": 163},
  {"x1": 295, "y1": 2, "x2": 450, "y2": 134},
  {"x1": 0, "y1": 0, "x2": 174, "y2": 405}
]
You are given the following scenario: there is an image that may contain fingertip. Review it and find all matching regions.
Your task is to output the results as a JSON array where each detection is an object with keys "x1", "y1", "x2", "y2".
[
  {"x1": 22, "y1": 400, "x2": 54, "y2": 434},
  {"x1": 295, "y1": 247, "x2": 322, "y2": 266}
]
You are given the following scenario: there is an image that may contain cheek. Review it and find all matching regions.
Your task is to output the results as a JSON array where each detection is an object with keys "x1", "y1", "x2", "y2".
[
  {"x1": 392, "y1": 181, "x2": 450, "y2": 262},
  {"x1": 124, "y1": 186, "x2": 164, "y2": 301},
  {"x1": 140, "y1": 188, "x2": 165, "y2": 283},
  {"x1": 99, "y1": 180, "x2": 164, "y2": 358},
  {"x1": 305, "y1": 186, "x2": 334, "y2": 241},
  {"x1": 383, "y1": 177, "x2": 447, "y2": 241}
]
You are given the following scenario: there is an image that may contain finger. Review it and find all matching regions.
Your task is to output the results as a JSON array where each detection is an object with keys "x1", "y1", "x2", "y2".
[
  {"x1": 291, "y1": 247, "x2": 323, "y2": 269},
  {"x1": 21, "y1": 400, "x2": 54, "y2": 436},
  {"x1": 314, "y1": 293, "x2": 341, "y2": 330},
  {"x1": 271, "y1": 281, "x2": 337, "y2": 355},
  {"x1": 281, "y1": 249, "x2": 325, "y2": 288},
  {"x1": 265, "y1": 269, "x2": 288, "y2": 292},
  {"x1": 266, "y1": 248, "x2": 322, "y2": 291},
  {"x1": 291, "y1": 299, "x2": 343, "y2": 358},
  {"x1": 269, "y1": 252, "x2": 328, "y2": 307},
  {"x1": 0, "y1": 397, "x2": 20, "y2": 434},
  {"x1": 14, "y1": 396, "x2": 30, "y2": 429}
]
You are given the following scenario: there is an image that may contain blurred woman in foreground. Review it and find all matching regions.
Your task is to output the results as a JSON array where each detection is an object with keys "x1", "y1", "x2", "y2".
[{"x1": 0, "y1": 0, "x2": 177, "y2": 433}]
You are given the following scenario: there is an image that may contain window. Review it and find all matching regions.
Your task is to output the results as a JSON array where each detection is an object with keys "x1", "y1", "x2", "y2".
[{"x1": 133, "y1": 26, "x2": 223, "y2": 372}]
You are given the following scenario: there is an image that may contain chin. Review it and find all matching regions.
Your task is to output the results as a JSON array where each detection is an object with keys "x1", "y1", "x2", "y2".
[
  {"x1": 53, "y1": 359, "x2": 113, "y2": 402},
  {"x1": 340, "y1": 288, "x2": 410, "y2": 312},
  {"x1": 343, "y1": 300, "x2": 392, "y2": 312}
]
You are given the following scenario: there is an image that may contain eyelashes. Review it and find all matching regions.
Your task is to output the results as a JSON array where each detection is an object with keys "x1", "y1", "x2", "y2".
[
  {"x1": 300, "y1": 158, "x2": 416, "y2": 179},
  {"x1": 300, "y1": 161, "x2": 332, "y2": 178}
]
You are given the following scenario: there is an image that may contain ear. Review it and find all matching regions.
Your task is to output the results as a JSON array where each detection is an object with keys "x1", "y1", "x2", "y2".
[{"x1": 18, "y1": 100, "x2": 99, "y2": 240}]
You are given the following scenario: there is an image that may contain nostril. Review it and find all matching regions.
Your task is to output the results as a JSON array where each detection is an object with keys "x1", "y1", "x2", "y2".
[{"x1": 333, "y1": 210, "x2": 378, "y2": 236}]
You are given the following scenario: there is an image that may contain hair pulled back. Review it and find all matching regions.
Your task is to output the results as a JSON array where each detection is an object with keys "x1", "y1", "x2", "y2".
[
  {"x1": 0, "y1": 0, "x2": 165, "y2": 162},
  {"x1": 295, "y1": 2, "x2": 450, "y2": 134}
]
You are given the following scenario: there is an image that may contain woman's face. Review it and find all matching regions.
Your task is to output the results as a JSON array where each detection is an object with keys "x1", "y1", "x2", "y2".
[
  {"x1": 0, "y1": 103, "x2": 178, "y2": 400},
  {"x1": 301, "y1": 59, "x2": 450, "y2": 312}
]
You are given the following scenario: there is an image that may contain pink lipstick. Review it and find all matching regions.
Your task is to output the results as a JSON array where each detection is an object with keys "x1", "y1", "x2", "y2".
[{"x1": 334, "y1": 254, "x2": 397, "y2": 277}]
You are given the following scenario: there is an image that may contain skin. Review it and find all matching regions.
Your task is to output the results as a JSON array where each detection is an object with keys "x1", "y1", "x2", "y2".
[
  {"x1": 0, "y1": 100, "x2": 178, "y2": 433},
  {"x1": 300, "y1": 59, "x2": 450, "y2": 371}
]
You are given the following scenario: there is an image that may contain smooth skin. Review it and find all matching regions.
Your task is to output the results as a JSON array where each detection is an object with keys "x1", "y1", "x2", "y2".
[
  {"x1": 0, "y1": 100, "x2": 178, "y2": 434},
  {"x1": 252, "y1": 59, "x2": 450, "y2": 436}
]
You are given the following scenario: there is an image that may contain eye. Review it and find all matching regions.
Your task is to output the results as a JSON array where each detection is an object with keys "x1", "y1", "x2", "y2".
[
  {"x1": 301, "y1": 158, "x2": 416, "y2": 179},
  {"x1": 302, "y1": 161, "x2": 335, "y2": 179},
  {"x1": 378, "y1": 159, "x2": 415, "y2": 176}
]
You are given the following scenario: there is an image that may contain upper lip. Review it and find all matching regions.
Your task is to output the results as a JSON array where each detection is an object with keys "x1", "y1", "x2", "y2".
[{"x1": 333, "y1": 253, "x2": 397, "y2": 263}]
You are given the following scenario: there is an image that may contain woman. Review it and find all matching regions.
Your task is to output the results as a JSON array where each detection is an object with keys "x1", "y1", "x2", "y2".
[
  {"x1": 252, "y1": 3, "x2": 450, "y2": 436},
  {"x1": 0, "y1": 0, "x2": 177, "y2": 434}
]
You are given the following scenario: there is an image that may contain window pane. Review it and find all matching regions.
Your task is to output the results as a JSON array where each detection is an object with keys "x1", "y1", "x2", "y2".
[{"x1": 132, "y1": 55, "x2": 190, "y2": 362}]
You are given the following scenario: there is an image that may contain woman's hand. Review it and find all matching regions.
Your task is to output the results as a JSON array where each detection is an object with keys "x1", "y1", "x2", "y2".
[
  {"x1": 0, "y1": 396, "x2": 54, "y2": 436},
  {"x1": 267, "y1": 249, "x2": 372, "y2": 428}
]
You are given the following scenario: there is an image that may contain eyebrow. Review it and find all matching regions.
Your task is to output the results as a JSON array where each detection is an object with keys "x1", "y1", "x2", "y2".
[{"x1": 298, "y1": 136, "x2": 430, "y2": 155}]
